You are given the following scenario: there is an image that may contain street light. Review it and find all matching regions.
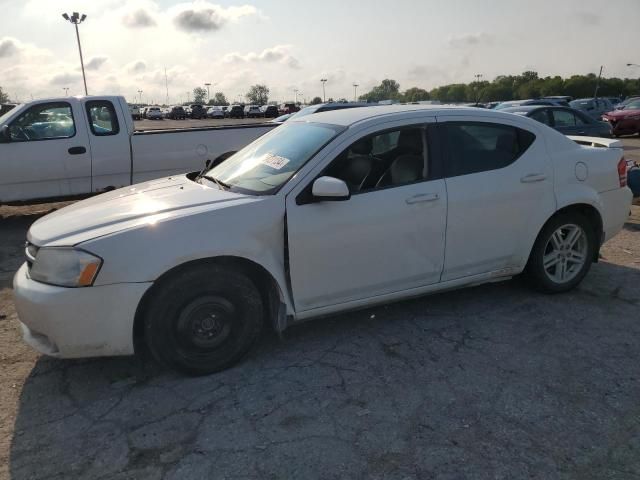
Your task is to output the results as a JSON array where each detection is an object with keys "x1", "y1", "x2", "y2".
[
  {"x1": 204, "y1": 83, "x2": 211, "y2": 103},
  {"x1": 63, "y1": 87, "x2": 69, "y2": 96},
  {"x1": 353, "y1": 83, "x2": 359, "y2": 101},
  {"x1": 293, "y1": 88, "x2": 299, "y2": 104},
  {"x1": 320, "y1": 78, "x2": 327, "y2": 102},
  {"x1": 62, "y1": 12, "x2": 88, "y2": 95},
  {"x1": 137, "y1": 90, "x2": 143, "y2": 105},
  {"x1": 627, "y1": 63, "x2": 640, "y2": 68}
]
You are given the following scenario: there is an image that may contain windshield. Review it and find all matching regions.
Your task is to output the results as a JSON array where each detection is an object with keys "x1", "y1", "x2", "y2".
[
  {"x1": 622, "y1": 101, "x2": 640, "y2": 110},
  {"x1": 0, "y1": 104, "x2": 20, "y2": 124},
  {"x1": 205, "y1": 121, "x2": 343, "y2": 194}
]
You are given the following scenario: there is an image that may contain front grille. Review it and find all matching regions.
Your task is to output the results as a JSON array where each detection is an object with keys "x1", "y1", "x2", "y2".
[{"x1": 25, "y1": 242, "x2": 38, "y2": 270}]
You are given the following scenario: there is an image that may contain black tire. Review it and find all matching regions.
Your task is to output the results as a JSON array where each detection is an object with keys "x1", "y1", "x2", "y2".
[
  {"x1": 525, "y1": 212, "x2": 596, "y2": 293},
  {"x1": 144, "y1": 265, "x2": 263, "y2": 375}
]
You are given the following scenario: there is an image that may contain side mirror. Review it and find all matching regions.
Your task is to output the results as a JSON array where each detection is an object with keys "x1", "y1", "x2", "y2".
[
  {"x1": 0, "y1": 125, "x2": 10, "y2": 143},
  {"x1": 312, "y1": 176, "x2": 350, "y2": 201}
]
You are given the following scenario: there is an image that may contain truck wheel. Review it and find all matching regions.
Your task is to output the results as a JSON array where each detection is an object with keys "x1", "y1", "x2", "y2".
[
  {"x1": 525, "y1": 212, "x2": 596, "y2": 293},
  {"x1": 143, "y1": 265, "x2": 263, "y2": 375}
]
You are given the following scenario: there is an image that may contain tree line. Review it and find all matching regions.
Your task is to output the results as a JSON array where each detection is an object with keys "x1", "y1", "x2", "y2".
[{"x1": 358, "y1": 72, "x2": 640, "y2": 103}]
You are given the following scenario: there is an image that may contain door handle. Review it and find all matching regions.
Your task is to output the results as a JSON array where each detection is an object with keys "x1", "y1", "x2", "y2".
[
  {"x1": 520, "y1": 173, "x2": 547, "y2": 183},
  {"x1": 578, "y1": 131, "x2": 586, "y2": 135},
  {"x1": 68, "y1": 146, "x2": 86, "y2": 155},
  {"x1": 406, "y1": 193, "x2": 439, "y2": 204}
]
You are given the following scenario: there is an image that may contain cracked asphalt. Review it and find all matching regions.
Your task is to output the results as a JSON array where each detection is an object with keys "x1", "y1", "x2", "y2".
[{"x1": 1, "y1": 137, "x2": 639, "y2": 480}]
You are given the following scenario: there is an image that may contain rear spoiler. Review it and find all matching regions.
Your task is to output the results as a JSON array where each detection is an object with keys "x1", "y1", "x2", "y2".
[{"x1": 567, "y1": 136, "x2": 623, "y2": 148}]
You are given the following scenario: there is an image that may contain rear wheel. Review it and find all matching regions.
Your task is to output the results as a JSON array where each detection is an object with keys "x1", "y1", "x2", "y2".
[
  {"x1": 143, "y1": 265, "x2": 263, "y2": 375},
  {"x1": 525, "y1": 213, "x2": 596, "y2": 293}
]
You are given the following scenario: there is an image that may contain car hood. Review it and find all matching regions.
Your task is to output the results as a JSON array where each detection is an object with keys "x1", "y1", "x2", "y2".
[
  {"x1": 604, "y1": 108, "x2": 640, "y2": 118},
  {"x1": 28, "y1": 175, "x2": 257, "y2": 246}
]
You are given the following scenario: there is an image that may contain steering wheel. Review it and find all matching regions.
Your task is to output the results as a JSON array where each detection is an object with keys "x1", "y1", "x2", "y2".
[{"x1": 14, "y1": 126, "x2": 31, "y2": 141}]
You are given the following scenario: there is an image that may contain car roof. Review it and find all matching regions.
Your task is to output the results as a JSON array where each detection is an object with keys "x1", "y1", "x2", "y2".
[{"x1": 291, "y1": 104, "x2": 513, "y2": 127}]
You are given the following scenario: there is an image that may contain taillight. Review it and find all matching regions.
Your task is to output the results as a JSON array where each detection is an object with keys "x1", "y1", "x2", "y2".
[{"x1": 618, "y1": 157, "x2": 627, "y2": 187}]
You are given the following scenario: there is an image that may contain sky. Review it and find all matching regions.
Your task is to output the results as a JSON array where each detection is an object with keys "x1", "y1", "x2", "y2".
[{"x1": 0, "y1": 0, "x2": 638, "y2": 104}]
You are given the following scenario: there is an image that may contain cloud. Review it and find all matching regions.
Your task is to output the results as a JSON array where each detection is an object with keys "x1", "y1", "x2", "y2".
[
  {"x1": 0, "y1": 38, "x2": 19, "y2": 58},
  {"x1": 223, "y1": 45, "x2": 300, "y2": 69},
  {"x1": 50, "y1": 72, "x2": 82, "y2": 85},
  {"x1": 448, "y1": 32, "x2": 494, "y2": 48},
  {"x1": 127, "y1": 60, "x2": 147, "y2": 74},
  {"x1": 85, "y1": 56, "x2": 108, "y2": 71},
  {"x1": 122, "y1": 8, "x2": 157, "y2": 28},
  {"x1": 575, "y1": 11, "x2": 599, "y2": 25},
  {"x1": 172, "y1": 3, "x2": 259, "y2": 32}
]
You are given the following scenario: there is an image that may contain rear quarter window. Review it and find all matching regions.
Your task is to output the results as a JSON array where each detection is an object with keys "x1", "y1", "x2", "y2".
[{"x1": 441, "y1": 122, "x2": 536, "y2": 177}]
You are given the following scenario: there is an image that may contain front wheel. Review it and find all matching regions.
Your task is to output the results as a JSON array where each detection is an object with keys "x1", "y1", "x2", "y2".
[
  {"x1": 143, "y1": 265, "x2": 264, "y2": 375},
  {"x1": 525, "y1": 213, "x2": 596, "y2": 293}
]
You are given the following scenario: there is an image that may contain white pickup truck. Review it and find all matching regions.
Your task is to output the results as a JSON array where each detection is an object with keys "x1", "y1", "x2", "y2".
[{"x1": 0, "y1": 95, "x2": 275, "y2": 203}]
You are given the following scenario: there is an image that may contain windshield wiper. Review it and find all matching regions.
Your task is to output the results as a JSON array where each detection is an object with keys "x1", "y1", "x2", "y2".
[{"x1": 199, "y1": 174, "x2": 230, "y2": 191}]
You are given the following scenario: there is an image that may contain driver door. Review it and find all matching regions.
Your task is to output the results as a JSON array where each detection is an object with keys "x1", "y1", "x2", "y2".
[
  {"x1": 285, "y1": 121, "x2": 447, "y2": 313},
  {"x1": 0, "y1": 101, "x2": 91, "y2": 203}
]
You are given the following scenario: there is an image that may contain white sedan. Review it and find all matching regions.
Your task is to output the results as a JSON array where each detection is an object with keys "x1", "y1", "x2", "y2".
[{"x1": 13, "y1": 105, "x2": 632, "y2": 375}]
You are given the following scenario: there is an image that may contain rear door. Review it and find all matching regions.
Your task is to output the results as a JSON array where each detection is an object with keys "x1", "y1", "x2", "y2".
[
  {"x1": 436, "y1": 115, "x2": 556, "y2": 281},
  {"x1": 85, "y1": 99, "x2": 132, "y2": 192},
  {"x1": 0, "y1": 101, "x2": 91, "y2": 202}
]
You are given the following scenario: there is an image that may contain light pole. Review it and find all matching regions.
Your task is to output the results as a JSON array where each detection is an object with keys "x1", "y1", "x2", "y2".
[
  {"x1": 293, "y1": 89, "x2": 299, "y2": 104},
  {"x1": 320, "y1": 79, "x2": 327, "y2": 102},
  {"x1": 204, "y1": 83, "x2": 211, "y2": 104},
  {"x1": 353, "y1": 83, "x2": 359, "y2": 101},
  {"x1": 474, "y1": 73, "x2": 483, "y2": 104},
  {"x1": 63, "y1": 87, "x2": 69, "y2": 96},
  {"x1": 62, "y1": 12, "x2": 88, "y2": 96},
  {"x1": 137, "y1": 89, "x2": 143, "y2": 105}
]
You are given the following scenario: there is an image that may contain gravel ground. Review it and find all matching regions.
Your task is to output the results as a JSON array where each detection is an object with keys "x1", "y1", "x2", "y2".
[{"x1": 0, "y1": 137, "x2": 639, "y2": 480}]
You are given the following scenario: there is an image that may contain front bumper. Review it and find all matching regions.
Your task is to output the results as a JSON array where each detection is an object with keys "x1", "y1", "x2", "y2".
[{"x1": 13, "y1": 263, "x2": 152, "y2": 358}]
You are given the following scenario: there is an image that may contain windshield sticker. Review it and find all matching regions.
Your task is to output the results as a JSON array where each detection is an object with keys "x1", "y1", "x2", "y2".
[{"x1": 261, "y1": 153, "x2": 290, "y2": 170}]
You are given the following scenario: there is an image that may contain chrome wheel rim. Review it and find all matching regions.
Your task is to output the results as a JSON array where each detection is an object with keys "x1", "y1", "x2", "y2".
[{"x1": 543, "y1": 223, "x2": 588, "y2": 284}]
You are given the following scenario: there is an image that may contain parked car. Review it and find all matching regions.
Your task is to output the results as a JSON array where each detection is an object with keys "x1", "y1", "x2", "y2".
[
  {"x1": 605, "y1": 97, "x2": 622, "y2": 107},
  {"x1": 502, "y1": 105, "x2": 612, "y2": 137},
  {"x1": 12, "y1": 105, "x2": 632, "y2": 375},
  {"x1": 207, "y1": 106, "x2": 225, "y2": 119},
  {"x1": 129, "y1": 105, "x2": 141, "y2": 120},
  {"x1": 601, "y1": 98, "x2": 640, "y2": 137},
  {"x1": 166, "y1": 106, "x2": 186, "y2": 120},
  {"x1": 287, "y1": 102, "x2": 371, "y2": 121},
  {"x1": 615, "y1": 96, "x2": 640, "y2": 110},
  {"x1": 228, "y1": 105, "x2": 244, "y2": 119},
  {"x1": 541, "y1": 96, "x2": 573, "y2": 104},
  {"x1": 569, "y1": 98, "x2": 614, "y2": 119},
  {"x1": 145, "y1": 106, "x2": 163, "y2": 120},
  {"x1": 0, "y1": 95, "x2": 276, "y2": 203},
  {"x1": 190, "y1": 104, "x2": 207, "y2": 119},
  {"x1": 261, "y1": 105, "x2": 279, "y2": 118},
  {"x1": 495, "y1": 99, "x2": 566, "y2": 110},
  {"x1": 244, "y1": 105, "x2": 262, "y2": 118},
  {"x1": 279, "y1": 103, "x2": 300, "y2": 115},
  {"x1": 140, "y1": 107, "x2": 149, "y2": 119}
]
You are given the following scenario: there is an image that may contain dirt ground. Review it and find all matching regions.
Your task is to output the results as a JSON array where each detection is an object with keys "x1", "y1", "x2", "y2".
[{"x1": 0, "y1": 138, "x2": 639, "y2": 479}]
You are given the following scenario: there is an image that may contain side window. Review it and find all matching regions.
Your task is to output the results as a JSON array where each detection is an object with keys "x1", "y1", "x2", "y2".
[
  {"x1": 574, "y1": 112, "x2": 589, "y2": 125},
  {"x1": 8, "y1": 102, "x2": 75, "y2": 142},
  {"x1": 552, "y1": 110, "x2": 576, "y2": 127},
  {"x1": 442, "y1": 122, "x2": 535, "y2": 177},
  {"x1": 530, "y1": 109, "x2": 551, "y2": 126},
  {"x1": 86, "y1": 101, "x2": 119, "y2": 136},
  {"x1": 323, "y1": 127, "x2": 426, "y2": 193}
]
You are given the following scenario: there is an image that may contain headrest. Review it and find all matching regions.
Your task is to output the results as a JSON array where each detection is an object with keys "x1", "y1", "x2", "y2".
[
  {"x1": 397, "y1": 129, "x2": 422, "y2": 154},
  {"x1": 390, "y1": 154, "x2": 423, "y2": 184},
  {"x1": 350, "y1": 136, "x2": 373, "y2": 155}
]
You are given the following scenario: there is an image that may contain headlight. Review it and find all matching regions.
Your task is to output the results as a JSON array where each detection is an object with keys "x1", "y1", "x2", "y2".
[{"x1": 29, "y1": 248, "x2": 102, "y2": 287}]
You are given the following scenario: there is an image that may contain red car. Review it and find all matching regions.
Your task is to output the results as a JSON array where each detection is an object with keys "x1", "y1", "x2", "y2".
[{"x1": 602, "y1": 98, "x2": 640, "y2": 137}]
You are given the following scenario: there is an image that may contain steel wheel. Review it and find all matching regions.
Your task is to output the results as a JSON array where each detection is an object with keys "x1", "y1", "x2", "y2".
[{"x1": 542, "y1": 223, "x2": 588, "y2": 284}]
